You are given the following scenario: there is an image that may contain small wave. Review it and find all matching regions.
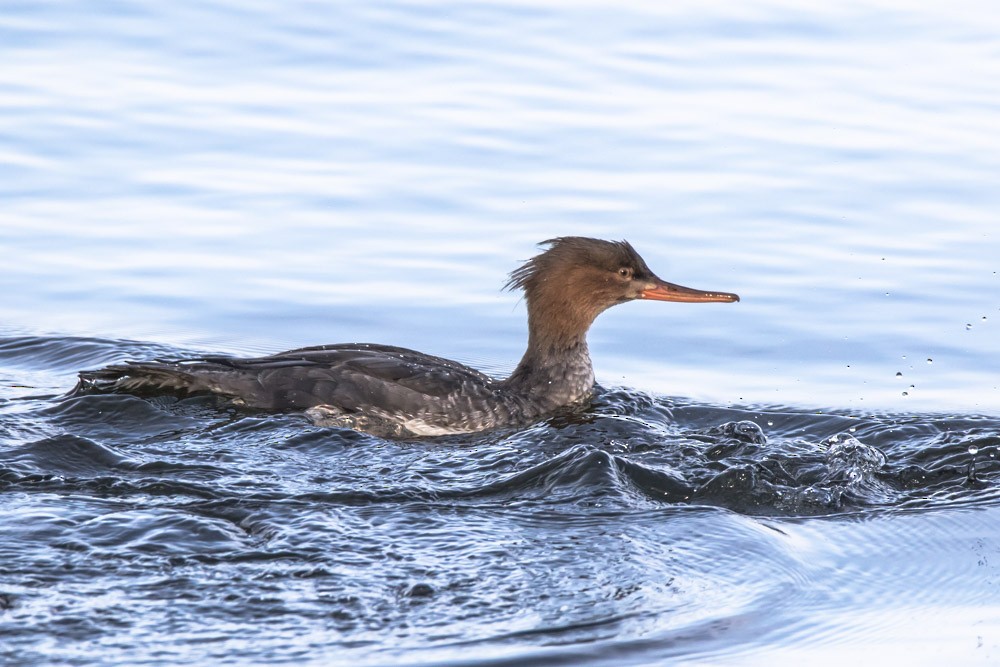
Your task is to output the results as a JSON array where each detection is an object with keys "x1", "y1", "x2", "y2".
[
  {"x1": 71, "y1": 507, "x2": 251, "y2": 558},
  {"x1": 0, "y1": 434, "x2": 130, "y2": 476},
  {"x1": 41, "y1": 394, "x2": 203, "y2": 442},
  {"x1": 0, "y1": 335, "x2": 181, "y2": 373},
  {"x1": 458, "y1": 443, "x2": 693, "y2": 506}
]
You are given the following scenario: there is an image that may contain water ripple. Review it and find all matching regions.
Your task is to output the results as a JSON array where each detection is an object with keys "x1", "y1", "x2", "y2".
[{"x1": 1, "y1": 348, "x2": 999, "y2": 666}]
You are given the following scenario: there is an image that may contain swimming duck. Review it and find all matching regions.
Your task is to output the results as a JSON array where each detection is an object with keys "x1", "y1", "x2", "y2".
[{"x1": 78, "y1": 237, "x2": 739, "y2": 437}]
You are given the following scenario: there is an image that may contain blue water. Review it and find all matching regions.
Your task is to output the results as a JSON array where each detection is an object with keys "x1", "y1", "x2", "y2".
[{"x1": 2, "y1": 1, "x2": 1000, "y2": 665}]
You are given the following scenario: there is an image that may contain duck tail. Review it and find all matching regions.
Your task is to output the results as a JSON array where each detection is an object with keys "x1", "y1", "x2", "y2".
[{"x1": 75, "y1": 361, "x2": 202, "y2": 395}]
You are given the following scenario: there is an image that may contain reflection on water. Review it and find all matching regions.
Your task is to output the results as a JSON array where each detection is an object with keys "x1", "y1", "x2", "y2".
[{"x1": 2, "y1": 1, "x2": 1000, "y2": 665}]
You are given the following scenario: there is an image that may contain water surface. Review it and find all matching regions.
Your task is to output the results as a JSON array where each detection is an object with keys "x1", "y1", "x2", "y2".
[{"x1": 2, "y1": 1, "x2": 999, "y2": 665}]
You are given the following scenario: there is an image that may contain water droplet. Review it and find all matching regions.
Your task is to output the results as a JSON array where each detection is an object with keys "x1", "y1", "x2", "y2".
[
  {"x1": 969, "y1": 445, "x2": 980, "y2": 456},
  {"x1": 767, "y1": 420, "x2": 774, "y2": 427},
  {"x1": 902, "y1": 391, "x2": 909, "y2": 396},
  {"x1": 966, "y1": 323, "x2": 973, "y2": 330},
  {"x1": 895, "y1": 371, "x2": 903, "y2": 377},
  {"x1": 927, "y1": 358, "x2": 933, "y2": 364}
]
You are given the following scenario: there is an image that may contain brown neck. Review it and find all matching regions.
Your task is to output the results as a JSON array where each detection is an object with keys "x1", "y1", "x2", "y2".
[
  {"x1": 521, "y1": 281, "x2": 603, "y2": 354},
  {"x1": 501, "y1": 286, "x2": 599, "y2": 402}
]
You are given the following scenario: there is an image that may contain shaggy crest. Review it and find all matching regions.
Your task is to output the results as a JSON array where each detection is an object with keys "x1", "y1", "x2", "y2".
[{"x1": 504, "y1": 237, "x2": 652, "y2": 293}]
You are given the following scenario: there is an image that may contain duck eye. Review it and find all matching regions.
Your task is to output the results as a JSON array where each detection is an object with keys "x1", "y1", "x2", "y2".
[{"x1": 617, "y1": 267, "x2": 632, "y2": 279}]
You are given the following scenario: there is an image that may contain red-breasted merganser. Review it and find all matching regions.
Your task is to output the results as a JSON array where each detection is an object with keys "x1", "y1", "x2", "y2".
[{"x1": 78, "y1": 237, "x2": 739, "y2": 437}]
